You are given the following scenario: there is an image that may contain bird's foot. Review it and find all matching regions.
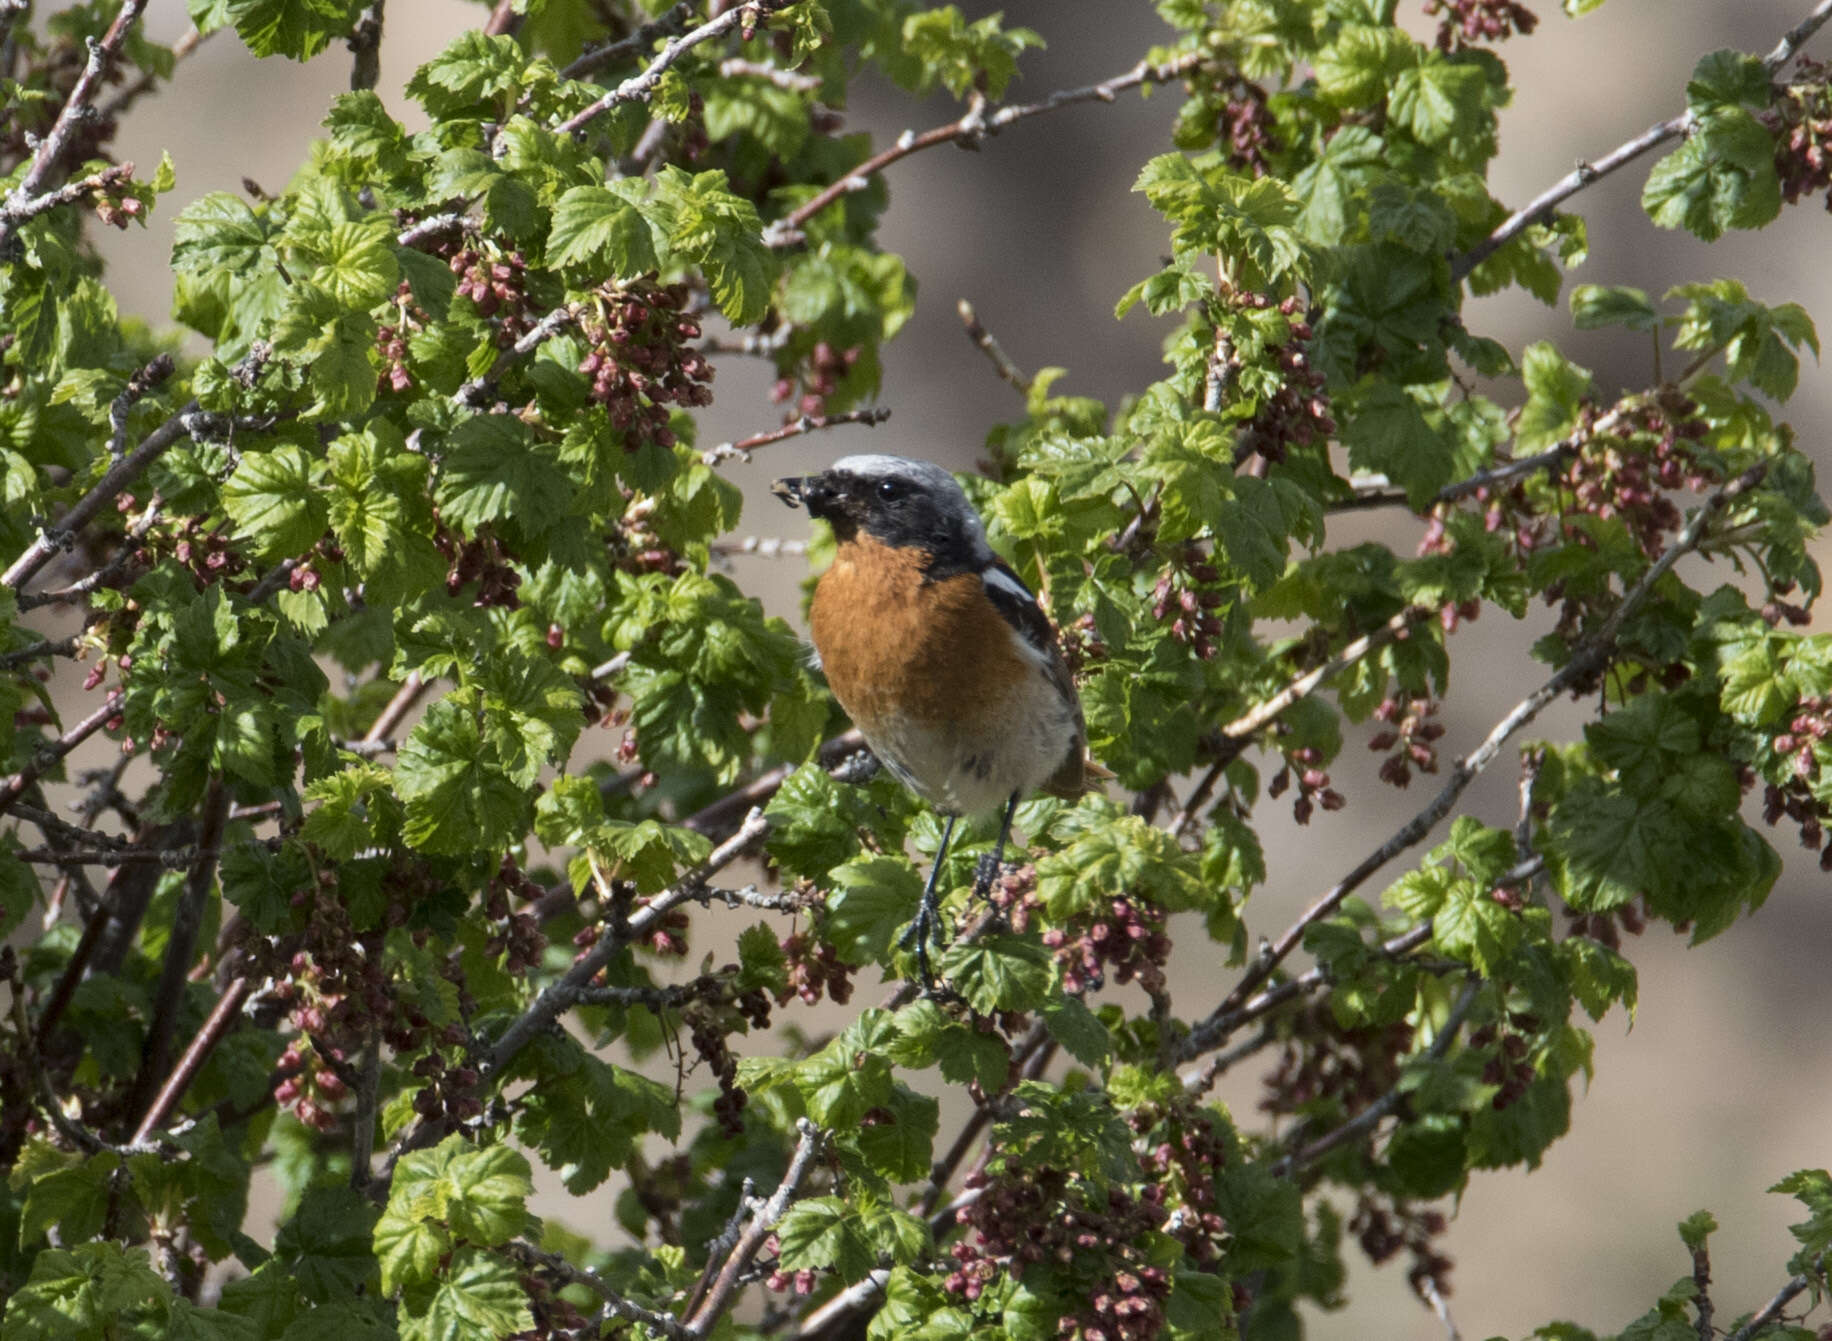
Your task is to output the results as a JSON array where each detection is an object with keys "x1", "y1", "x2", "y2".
[
  {"x1": 971, "y1": 850, "x2": 1004, "y2": 897},
  {"x1": 898, "y1": 890, "x2": 942, "y2": 993}
]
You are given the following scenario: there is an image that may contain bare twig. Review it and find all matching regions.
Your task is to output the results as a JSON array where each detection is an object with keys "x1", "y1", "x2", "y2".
[
  {"x1": 562, "y1": 2, "x2": 698, "y2": 81},
  {"x1": 1222, "y1": 606, "x2": 1429, "y2": 745},
  {"x1": 0, "y1": 0, "x2": 150, "y2": 248},
  {"x1": 684, "y1": 1118, "x2": 825, "y2": 1335},
  {"x1": 1273, "y1": 978, "x2": 1481, "y2": 1176},
  {"x1": 108, "y1": 354, "x2": 177, "y2": 460},
  {"x1": 363, "y1": 671, "x2": 426, "y2": 745},
  {"x1": 1692, "y1": 1239, "x2": 1714, "y2": 1341},
  {"x1": 1726, "y1": 1252, "x2": 1828, "y2": 1341},
  {"x1": 130, "y1": 975, "x2": 251, "y2": 1144},
  {"x1": 957, "y1": 299, "x2": 1032, "y2": 395},
  {"x1": 5, "y1": 346, "x2": 268, "y2": 594},
  {"x1": 683, "y1": 1178, "x2": 759, "y2": 1318},
  {"x1": 0, "y1": 692, "x2": 122, "y2": 819},
  {"x1": 556, "y1": 1, "x2": 795, "y2": 138},
  {"x1": 1453, "y1": 0, "x2": 1832, "y2": 279},
  {"x1": 347, "y1": 0, "x2": 384, "y2": 91},
  {"x1": 509, "y1": 1242, "x2": 693, "y2": 1341},
  {"x1": 1202, "y1": 465, "x2": 1767, "y2": 1029},
  {"x1": 1179, "y1": 924, "x2": 1437, "y2": 1075},
  {"x1": 455, "y1": 306, "x2": 577, "y2": 409},
  {"x1": 1420, "y1": 1275, "x2": 1463, "y2": 1341},
  {"x1": 719, "y1": 57, "x2": 821, "y2": 92},
  {"x1": 771, "y1": 51, "x2": 1205, "y2": 243},
  {"x1": 0, "y1": 636, "x2": 82, "y2": 668},
  {"x1": 701, "y1": 407, "x2": 891, "y2": 466},
  {"x1": 0, "y1": 163, "x2": 134, "y2": 230},
  {"x1": 351, "y1": 1024, "x2": 383, "y2": 1194},
  {"x1": 129, "y1": 779, "x2": 228, "y2": 1128},
  {"x1": 483, "y1": 807, "x2": 770, "y2": 1078},
  {"x1": 397, "y1": 212, "x2": 469, "y2": 249}
]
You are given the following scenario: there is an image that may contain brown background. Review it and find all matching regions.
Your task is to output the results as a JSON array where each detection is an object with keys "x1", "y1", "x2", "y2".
[{"x1": 72, "y1": 0, "x2": 1832, "y2": 1336}]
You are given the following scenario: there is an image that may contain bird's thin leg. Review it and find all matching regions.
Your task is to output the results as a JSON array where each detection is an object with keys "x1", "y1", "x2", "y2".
[
  {"x1": 973, "y1": 792, "x2": 1021, "y2": 896},
  {"x1": 901, "y1": 813, "x2": 958, "y2": 989}
]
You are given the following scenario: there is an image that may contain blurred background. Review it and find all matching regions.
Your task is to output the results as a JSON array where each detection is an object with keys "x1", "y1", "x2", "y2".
[{"x1": 72, "y1": 0, "x2": 1832, "y2": 1336}]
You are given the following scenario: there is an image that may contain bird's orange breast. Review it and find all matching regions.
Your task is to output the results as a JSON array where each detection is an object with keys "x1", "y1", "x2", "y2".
[{"x1": 808, "y1": 534, "x2": 1029, "y2": 735}]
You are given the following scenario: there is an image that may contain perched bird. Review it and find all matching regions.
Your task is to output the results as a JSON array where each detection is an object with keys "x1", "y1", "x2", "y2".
[{"x1": 772, "y1": 454, "x2": 1090, "y2": 983}]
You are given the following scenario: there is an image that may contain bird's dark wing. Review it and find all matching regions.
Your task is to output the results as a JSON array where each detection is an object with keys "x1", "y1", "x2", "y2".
[{"x1": 979, "y1": 557, "x2": 1058, "y2": 661}]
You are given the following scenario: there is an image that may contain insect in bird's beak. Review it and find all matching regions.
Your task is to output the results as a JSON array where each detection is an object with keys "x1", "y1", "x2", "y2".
[{"x1": 771, "y1": 477, "x2": 807, "y2": 507}]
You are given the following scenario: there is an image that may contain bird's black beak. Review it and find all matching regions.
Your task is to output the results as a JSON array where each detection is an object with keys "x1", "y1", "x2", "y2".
[{"x1": 773, "y1": 473, "x2": 838, "y2": 516}]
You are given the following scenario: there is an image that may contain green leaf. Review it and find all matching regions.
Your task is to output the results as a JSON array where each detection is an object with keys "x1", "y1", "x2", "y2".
[
  {"x1": 854, "y1": 1084, "x2": 940, "y2": 1184},
  {"x1": 397, "y1": 1246, "x2": 533, "y2": 1341},
  {"x1": 546, "y1": 184, "x2": 660, "y2": 277},
  {"x1": 1341, "y1": 382, "x2": 1456, "y2": 508},
  {"x1": 0, "y1": 843, "x2": 37, "y2": 938},
  {"x1": 1685, "y1": 50, "x2": 1771, "y2": 113},
  {"x1": 826, "y1": 855, "x2": 923, "y2": 963},
  {"x1": 1515, "y1": 341, "x2": 1591, "y2": 452},
  {"x1": 394, "y1": 697, "x2": 533, "y2": 855},
  {"x1": 1570, "y1": 284, "x2": 1659, "y2": 332},
  {"x1": 650, "y1": 167, "x2": 779, "y2": 325},
  {"x1": 776, "y1": 1197, "x2": 878, "y2": 1282},
  {"x1": 900, "y1": 6, "x2": 1043, "y2": 99},
  {"x1": 1642, "y1": 108, "x2": 1781, "y2": 242},
  {"x1": 216, "y1": 0, "x2": 357, "y2": 62},
  {"x1": 1041, "y1": 996, "x2": 1111, "y2": 1068},
  {"x1": 940, "y1": 934, "x2": 1054, "y2": 1013},
  {"x1": 221, "y1": 446, "x2": 327, "y2": 560}
]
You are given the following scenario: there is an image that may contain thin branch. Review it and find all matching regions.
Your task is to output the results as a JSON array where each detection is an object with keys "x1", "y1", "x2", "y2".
[
  {"x1": 482, "y1": 808, "x2": 771, "y2": 1078},
  {"x1": 347, "y1": 0, "x2": 384, "y2": 92},
  {"x1": 5, "y1": 345, "x2": 268, "y2": 594},
  {"x1": 771, "y1": 51, "x2": 1205, "y2": 243},
  {"x1": 17, "y1": 496, "x2": 164, "y2": 612},
  {"x1": 1221, "y1": 606, "x2": 1429, "y2": 745},
  {"x1": 397, "y1": 212, "x2": 469, "y2": 249},
  {"x1": 555, "y1": 1, "x2": 795, "y2": 138},
  {"x1": 0, "y1": 636, "x2": 82, "y2": 668},
  {"x1": 719, "y1": 57, "x2": 821, "y2": 92},
  {"x1": 1726, "y1": 1252, "x2": 1828, "y2": 1341},
  {"x1": 455, "y1": 306, "x2": 577, "y2": 409},
  {"x1": 1419, "y1": 1275, "x2": 1463, "y2": 1341},
  {"x1": 1202, "y1": 464, "x2": 1767, "y2": 1030},
  {"x1": 562, "y1": 1, "x2": 697, "y2": 81},
  {"x1": 1452, "y1": 0, "x2": 1832, "y2": 279},
  {"x1": 0, "y1": 0, "x2": 150, "y2": 248},
  {"x1": 681, "y1": 728, "x2": 866, "y2": 839},
  {"x1": 957, "y1": 299, "x2": 1031, "y2": 394},
  {"x1": 1692, "y1": 1239, "x2": 1714, "y2": 1341},
  {"x1": 4, "y1": 409, "x2": 196, "y2": 592},
  {"x1": 130, "y1": 976, "x2": 251, "y2": 1144},
  {"x1": 683, "y1": 1177, "x2": 759, "y2": 1318},
  {"x1": 129, "y1": 779, "x2": 228, "y2": 1129},
  {"x1": 701, "y1": 407, "x2": 891, "y2": 466},
  {"x1": 108, "y1": 354, "x2": 177, "y2": 460},
  {"x1": 1179, "y1": 923, "x2": 1436, "y2": 1074},
  {"x1": 685, "y1": 1118, "x2": 825, "y2": 1335},
  {"x1": 0, "y1": 163, "x2": 134, "y2": 230},
  {"x1": 509, "y1": 1242, "x2": 694, "y2": 1341},
  {"x1": 363, "y1": 671, "x2": 426, "y2": 745},
  {"x1": 0, "y1": 692, "x2": 122, "y2": 819},
  {"x1": 351, "y1": 1023, "x2": 383, "y2": 1194},
  {"x1": 1272, "y1": 978, "x2": 1481, "y2": 1176}
]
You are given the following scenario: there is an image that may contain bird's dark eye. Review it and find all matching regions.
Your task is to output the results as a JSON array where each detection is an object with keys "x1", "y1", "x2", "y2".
[{"x1": 875, "y1": 478, "x2": 904, "y2": 502}]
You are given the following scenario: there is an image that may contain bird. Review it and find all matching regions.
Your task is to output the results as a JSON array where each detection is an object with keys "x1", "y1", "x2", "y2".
[{"x1": 771, "y1": 454, "x2": 1091, "y2": 986}]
